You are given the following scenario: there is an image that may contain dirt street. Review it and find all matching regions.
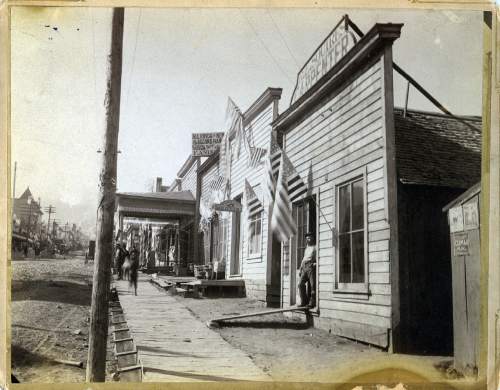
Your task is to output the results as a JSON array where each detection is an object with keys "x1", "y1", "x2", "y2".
[
  {"x1": 174, "y1": 294, "x2": 457, "y2": 385},
  {"x1": 11, "y1": 256, "x2": 96, "y2": 382}
]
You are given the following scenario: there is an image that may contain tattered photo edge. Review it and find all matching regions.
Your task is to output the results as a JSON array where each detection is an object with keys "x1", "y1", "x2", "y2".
[{"x1": 0, "y1": 0, "x2": 498, "y2": 389}]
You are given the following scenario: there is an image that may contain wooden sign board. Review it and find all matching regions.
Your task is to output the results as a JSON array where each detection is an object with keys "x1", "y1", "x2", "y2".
[
  {"x1": 290, "y1": 16, "x2": 357, "y2": 104},
  {"x1": 449, "y1": 206, "x2": 464, "y2": 233},
  {"x1": 453, "y1": 232, "x2": 470, "y2": 257},
  {"x1": 463, "y1": 202, "x2": 479, "y2": 231},
  {"x1": 192, "y1": 132, "x2": 224, "y2": 157},
  {"x1": 213, "y1": 199, "x2": 242, "y2": 212}
]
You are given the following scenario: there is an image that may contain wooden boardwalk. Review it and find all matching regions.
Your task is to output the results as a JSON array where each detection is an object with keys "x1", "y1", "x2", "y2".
[{"x1": 115, "y1": 274, "x2": 269, "y2": 382}]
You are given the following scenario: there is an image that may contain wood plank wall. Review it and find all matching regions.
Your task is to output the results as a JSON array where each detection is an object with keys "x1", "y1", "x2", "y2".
[
  {"x1": 281, "y1": 60, "x2": 392, "y2": 346},
  {"x1": 181, "y1": 161, "x2": 198, "y2": 198}
]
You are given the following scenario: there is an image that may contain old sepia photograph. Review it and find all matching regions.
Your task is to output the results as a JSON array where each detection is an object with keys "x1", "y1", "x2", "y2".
[{"x1": 6, "y1": 3, "x2": 498, "y2": 388}]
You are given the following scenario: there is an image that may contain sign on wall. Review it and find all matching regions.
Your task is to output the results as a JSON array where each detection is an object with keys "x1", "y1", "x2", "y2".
[
  {"x1": 290, "y1": 16, "x2": 357, "y2": 104},
  {"x1": 453, "y1": 232, "x2": 470, "y2": 257},
  {"x1": 192, "y1": 132, "x2": 225, "y2": 157},
  {"x1": 463, "y1": 202, "x2": 479, "y2": 231},
  {"x1": 449, "y1": 206, "x2": 464, "y2": 233},
  {"x1": 213, "y1": 199, "x2": 242, "y2": 213}
]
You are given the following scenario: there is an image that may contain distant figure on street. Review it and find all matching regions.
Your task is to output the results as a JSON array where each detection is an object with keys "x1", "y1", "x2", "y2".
[
  {"x1": 115, "y1": 244, "x2": 128, "y2": 280},
  {"x1": 298, "y1": 232, "x2": 316, "y2": 308},
  {"x1": 23, "y1": 243, "x2": 28, "y2": 258},
  {"x1": 129, "y1": 244, "x2": 139, "y2": 296}
]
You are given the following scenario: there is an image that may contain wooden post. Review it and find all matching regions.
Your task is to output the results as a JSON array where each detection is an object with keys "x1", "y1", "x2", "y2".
[{"x1": 86, "y1": 7, "x2": 124, "y2": 382}]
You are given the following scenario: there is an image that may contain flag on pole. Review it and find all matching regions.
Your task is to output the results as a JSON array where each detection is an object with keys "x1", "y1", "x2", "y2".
[
  {"x1": 210, "y1": 175, "x2": 225, "y2": 192},
  {"x1": 264, "y1": 151, "x2": 276, "y2": 206},
  {"x1": 245, "y1": 179, "x2": 263, "y2": 218},
  {"x1": 268, "y1": 134, "x2": 308, "y2": 203},
  {"x1": 248, "y1": 146, "x2": 267, "y2": 168},
  {"x1": 271, "y1": 155, "x2": 297, "y2": 242},
  {"x1": 282, "y1": 153, "x2": 308, "y2": 203},
  {"x1": 225, "y1": 97, "x2": 245, "y2": 158}
]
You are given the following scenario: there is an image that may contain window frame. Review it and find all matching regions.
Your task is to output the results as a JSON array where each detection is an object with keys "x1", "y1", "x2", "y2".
[
  {"x1": 247, "y1": 210, "x2": 263, "y2": 259},
  {"x1": 334, "y1": 167, "x2": 369, "y2": 296}
]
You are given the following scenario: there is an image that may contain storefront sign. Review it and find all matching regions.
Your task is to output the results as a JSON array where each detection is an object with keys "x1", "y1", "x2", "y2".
[
  {"x1": 453, "y1": 233, "x2": 470, "y2": 256},
  {"x1": 291, "y1": 20, "x2": 357, "y2": 104},
  {"x1": 192, "y1": 132, "x2": 225, "y2": 157},
  {"x1": 213, "y1": 199, "x2": 242, "y2": 212},
  {"x1": 449, "y1": 206, "x2": 464, "y2": 233},
  {"x1": 463, "y1": 202, "x2": 479, "y2": 231}
]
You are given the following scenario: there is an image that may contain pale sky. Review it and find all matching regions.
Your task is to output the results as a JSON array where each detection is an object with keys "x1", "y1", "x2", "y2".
[{"x1": 11, "y1": 7, "x2": 483, "y2": 234}]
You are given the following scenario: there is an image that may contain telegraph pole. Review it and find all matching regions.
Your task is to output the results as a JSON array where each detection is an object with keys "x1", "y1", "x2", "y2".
[
  {"x1": 44, "y1": 205, "x2": 55, "y2": 234},
  {"x1": 86, "y1": 7, "x2": 124, "y2": 382}
]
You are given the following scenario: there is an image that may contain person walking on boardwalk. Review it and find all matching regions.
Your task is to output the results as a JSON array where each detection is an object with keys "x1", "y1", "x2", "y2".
[
  {"x1": 129, "y1": 244, "x2": 139, "y2": 296},
  {"x1": 298, "y1": 232, "x2": 316, "y2": 308}
]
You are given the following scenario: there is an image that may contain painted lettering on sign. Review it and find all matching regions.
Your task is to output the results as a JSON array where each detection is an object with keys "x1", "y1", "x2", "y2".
[
  {"x1": 463, "y1": 202, "x2": 479, "y2": 231},
  {"x1": 213, "y1": 199, "x2": 242, "y2": 212},
  {"x1": 192, "y1": 132, "x2": 225, "y2": 157},
  {"x1": 291, "y1": 23, "x2": 357, "y2": 104},
  {"x1": 449, "y1": 206, "x2": 464, "y2": 233},
  {"x1": 453, "y1": 232, "x2": 470, "y2": 257}
]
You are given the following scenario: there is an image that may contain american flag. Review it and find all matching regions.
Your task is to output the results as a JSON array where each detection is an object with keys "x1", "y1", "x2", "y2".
[
  {"x1": 210, "y1": 175, "x2": 225, "y2": 192},
  {"x1": 248, "y1": 146, "x2": 267, "y2": 168},
  {"x1": 264, "y1": 151, "x2": 276, "y2": 206},
  {"x1": 270, "y1": 155, "x2": 297, "y2": 242},
  {"x1": 226, "y1": 97, "x2": 245, "y2": 157},
  {"x1": 244, "y1": 179, "x2": 263, "y2": 218},
  {"x1": 268, "y1": 135, "x2": 308, "y2": 203}
]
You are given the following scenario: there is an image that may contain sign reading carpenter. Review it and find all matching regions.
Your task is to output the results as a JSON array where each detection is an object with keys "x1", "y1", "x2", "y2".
[
  {"x1": 192, "y1": 132, "x2": 225, "y2": 157},
  {"x1": 463, "y1": 201, "x2": 479, "y2": 231},
  {"x1": 453, "y1": 232, "x2": 470, "y2": 256},
  {"x1": 291, "y1": 21, "x2": 357, "y2": 104},
  {"x1": 213, "y1": 199, "x2": 242, "y2": 212},
  {"x1": 449, "y1": 206, "x2": 464, "y2": 233}
]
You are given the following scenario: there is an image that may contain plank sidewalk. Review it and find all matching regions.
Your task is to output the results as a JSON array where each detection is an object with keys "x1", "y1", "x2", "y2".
[{"x1": 114, "y1": 274, "x2": 270, "y2": 382}]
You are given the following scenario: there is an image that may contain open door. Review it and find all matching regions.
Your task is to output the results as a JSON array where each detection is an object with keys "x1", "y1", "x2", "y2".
[
  {"x1": 290, "y1": 196, "x2": 317, "y2": 306},
  {"x1": 230, "y1": 195, "x2": 243, "y2": 276}
]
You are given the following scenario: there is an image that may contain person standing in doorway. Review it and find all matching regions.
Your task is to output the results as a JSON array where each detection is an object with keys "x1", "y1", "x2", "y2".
[{"x1": 298, "y1": 232, "x2": 316, "y2": 308}]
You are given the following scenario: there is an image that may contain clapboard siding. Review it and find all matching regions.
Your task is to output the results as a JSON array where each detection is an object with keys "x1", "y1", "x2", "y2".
[
  {"x1": 280, "y1": 59, "x2": 392, "y2": 345},
  {"x1": 224, "y1": 102, "x2": 275, "y2": 284},
  {"x1": 181, "y1": 161, "x2": 198, "y2": 198}
]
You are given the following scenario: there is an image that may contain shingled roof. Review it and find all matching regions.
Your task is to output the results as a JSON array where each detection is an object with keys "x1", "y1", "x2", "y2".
[{"x1": 394, "y1": 108, "x2": 481, "y2": 189}]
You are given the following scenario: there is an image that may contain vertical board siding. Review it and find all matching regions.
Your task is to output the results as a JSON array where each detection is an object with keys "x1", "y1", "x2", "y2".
[{"x1": 281, "y1": 61, "x2": 392, "y2": 336}]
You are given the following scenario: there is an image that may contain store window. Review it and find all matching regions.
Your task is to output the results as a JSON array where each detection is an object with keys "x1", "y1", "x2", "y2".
[
  {"x1": 248, "y1": 211, "x2": 262, "y2": 255},
  {"x1": 336, "y1": 175, "x2": 367, "y2": 289}
]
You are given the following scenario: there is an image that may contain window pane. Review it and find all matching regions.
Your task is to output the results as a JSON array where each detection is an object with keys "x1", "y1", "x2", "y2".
[
  {"x1": 338, "y1": 234, "x2": 351, "y2": 283},
  {"x1": 352, "y1": 231, "x2": 365, "y2": 283},
  {"x1": 352, "y1": 179, "x2": 364, "y2": 230},
  {"x1": 339, "y1": 185, "x2": 351, "y2": 233}
]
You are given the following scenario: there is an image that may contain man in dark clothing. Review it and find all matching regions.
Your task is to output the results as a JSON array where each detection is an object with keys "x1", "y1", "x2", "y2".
[
  {"x1": 129, "y1": 244, "x2": 139, "y2": 296},
  {"x1": 115, "y1": 244, "x2": 127, "y2": 280},
  {"x1": 298, "y1": 232, "x2": 316, "y2": 308}
]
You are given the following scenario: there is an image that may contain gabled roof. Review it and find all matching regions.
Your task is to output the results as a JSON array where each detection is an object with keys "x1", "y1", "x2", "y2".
[
  {"x1": 19, "y1": 187, "x2": 33, "y2": 199},
  {"x1": 116, "y1": 190, "x2": 195, "y2": 203},
  {"x1": 394, "y1": 108, "x2": 481, "y2": 189}
]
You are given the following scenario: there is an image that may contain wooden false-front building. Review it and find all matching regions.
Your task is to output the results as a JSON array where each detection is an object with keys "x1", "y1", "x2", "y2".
[
  {"x1": 272, "y1": 20, "x2": 481, "y2": 352},
  {"x1": 196, "y1": 88, "x2": 282, "y2": 303}
]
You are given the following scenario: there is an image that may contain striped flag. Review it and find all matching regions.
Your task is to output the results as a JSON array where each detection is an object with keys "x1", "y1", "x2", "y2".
[
  {"x1": 248, "y1": 146, "x2": 267, "y2": 168},
  {"x1": 226, "y1": 97, "x2": 245, "y2": 158},
  {"x1": 210, "y1": 175, "x2": 225, "y2": 192},
  {"x1": 264, "y1": 151, "x2": 276, "y2": 206},
  {"x1": 282, "y1": 153, "x2": 308, "y2": 203},
  {"x1": 268, "y1": 135, "x2": 308, "y2": 203},
  {"x1": 245, "y1": 179, "x2": 263, "y2": 218},
  {"x1": 271, "y1": 155, "x2": 297, "y2": 242}
]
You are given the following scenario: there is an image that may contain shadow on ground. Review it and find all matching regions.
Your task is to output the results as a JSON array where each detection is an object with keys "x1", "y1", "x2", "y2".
[
  {"x1": 219, "y1": 320, "x2": 310, "y2": 329},
  {"x1": 11, "y1": 280, "x2": 92, "y2": 306}
]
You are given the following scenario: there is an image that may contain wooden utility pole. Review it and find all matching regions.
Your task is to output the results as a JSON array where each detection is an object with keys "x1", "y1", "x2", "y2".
[{"x1": 86, "y1": 7, "x2": 124, "y2": 382}]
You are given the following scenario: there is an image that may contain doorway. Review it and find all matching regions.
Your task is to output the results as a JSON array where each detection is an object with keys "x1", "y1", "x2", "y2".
[
  {"x1": 230, "y1": 195, "x2": 243, "y2": 276},
  {"x1": 290, "y1": 196, "x2": 317, "y2": 306}
]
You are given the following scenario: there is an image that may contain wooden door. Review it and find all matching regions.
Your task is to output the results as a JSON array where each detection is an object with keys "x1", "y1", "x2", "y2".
[{"x1": 230, "y1": 204, "x2": 242, "y2": 275}]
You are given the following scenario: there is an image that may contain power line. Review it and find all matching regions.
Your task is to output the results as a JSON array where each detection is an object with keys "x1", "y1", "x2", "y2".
[
  {"x1": 266, "y1": 10, "x2": 300, "y2": 68},
  {"x1": 239, "y1": 10, "x2": 293, "y2": 85}
]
